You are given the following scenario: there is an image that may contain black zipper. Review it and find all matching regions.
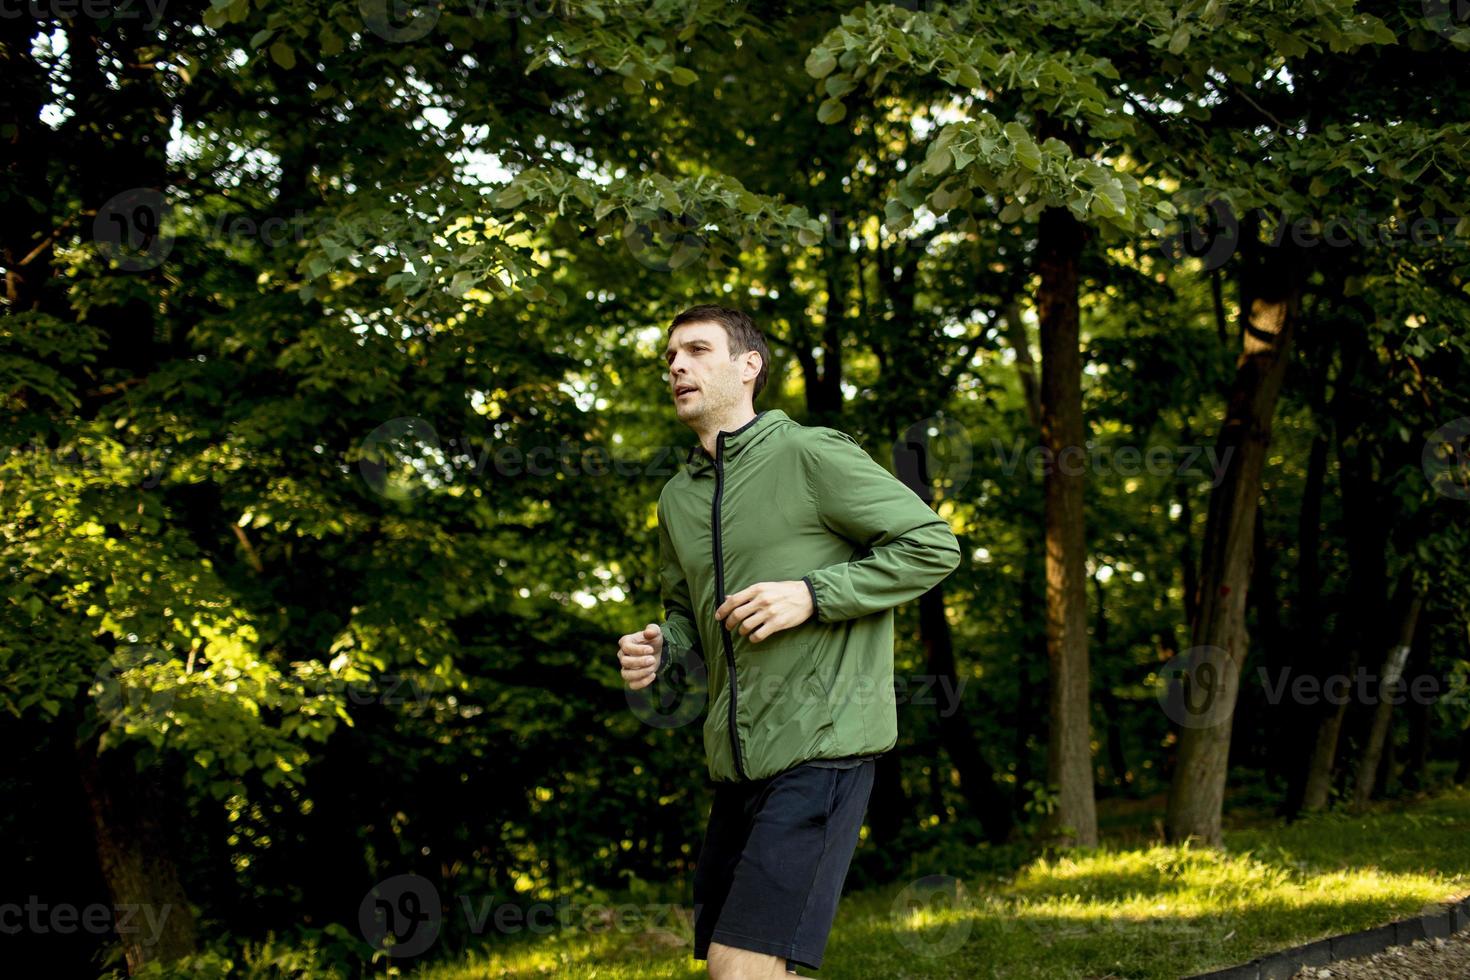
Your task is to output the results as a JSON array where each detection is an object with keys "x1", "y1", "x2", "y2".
[{"x1": 712, "y1": 429, "x2": 748, "y2": 780}]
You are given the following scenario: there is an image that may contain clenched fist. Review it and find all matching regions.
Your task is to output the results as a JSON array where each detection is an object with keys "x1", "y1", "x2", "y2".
[{"x1": 618, "y1": 623, "x2": 664, "y2": 691}]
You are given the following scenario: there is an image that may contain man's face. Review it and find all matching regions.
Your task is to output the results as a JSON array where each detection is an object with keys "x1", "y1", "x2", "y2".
[{"x1": 664, "y1": 321, "x2": 756, "y2": 424}]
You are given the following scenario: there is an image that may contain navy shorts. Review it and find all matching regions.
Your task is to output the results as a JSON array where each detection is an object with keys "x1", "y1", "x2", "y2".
[{"x1": 692, "y1": 758, "x2": 877, "y2": 971}]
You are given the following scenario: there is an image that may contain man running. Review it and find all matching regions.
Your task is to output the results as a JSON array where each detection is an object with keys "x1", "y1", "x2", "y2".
[{"x1": 618, "y1": 304, "x2": 962, "y2": 978}]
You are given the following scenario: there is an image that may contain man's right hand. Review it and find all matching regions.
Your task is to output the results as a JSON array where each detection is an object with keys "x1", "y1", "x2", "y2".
[{"x1": 618, "y1": 623, "x2": 664, "y2": 691}]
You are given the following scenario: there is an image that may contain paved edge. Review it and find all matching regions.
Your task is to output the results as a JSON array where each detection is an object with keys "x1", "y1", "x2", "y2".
[{"x1": 1184, "y1": 895, "x2": 1470, "y2": 979}]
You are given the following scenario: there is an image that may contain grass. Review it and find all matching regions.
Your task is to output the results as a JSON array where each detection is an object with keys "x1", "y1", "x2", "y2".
[{"x1": 414, "y1": 786, "x2": 1470, "y2": 980}]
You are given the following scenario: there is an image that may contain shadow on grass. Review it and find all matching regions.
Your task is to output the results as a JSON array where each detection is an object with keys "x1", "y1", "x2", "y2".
[{"x1": 415, "y1": 788, "x2": 1470, "y2": 980}]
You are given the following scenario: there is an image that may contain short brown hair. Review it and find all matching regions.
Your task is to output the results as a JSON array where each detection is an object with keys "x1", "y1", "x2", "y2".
[{"x1": 667, "y1": 305, "x2": 771, "y2": 403}]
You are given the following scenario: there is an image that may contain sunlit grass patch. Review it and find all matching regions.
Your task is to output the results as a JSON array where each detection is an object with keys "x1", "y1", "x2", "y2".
[{"x1": 424, "y1": 787, "x2": 1470, "y2": 979}]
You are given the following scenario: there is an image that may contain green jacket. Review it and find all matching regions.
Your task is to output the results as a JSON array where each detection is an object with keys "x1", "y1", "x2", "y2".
[{"x1": 654, "y1": 408, "x2": 962, "y2": 783}]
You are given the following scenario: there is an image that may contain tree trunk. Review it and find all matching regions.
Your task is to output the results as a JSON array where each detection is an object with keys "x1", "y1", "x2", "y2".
[
  {"x1": 1281, "y1": 432, "x2": 1329, "y2": 816},
  {"x1": 1092, "y1": 569, "x2": 1129, "y2": 790},
  {"x1": 897, "y1": 432, "x2": 1014, "y2": 844},
  {"x1": 1299, "y1": 335, "x2": 1391, "y2": 812},
  {"x1": 1036, "y1": 205, "x2": 1098, "y2": 847},
  {"x1": 1236, "y1": 503, "x2": 1283, "y2": 776},
  {"x1": 1014, "y1": 536, "x2": 1046, "y2": 794},
  {"x1": 75, "y1": 739, "x2": 198, "y2": 972},
  {"x1": 866, "y1": 753, "x2": 909, "y2": 859},
  {"x1": 1003, "y1": 299, "x2": 1042, "y2": 429},
  {"x1": 1176, "y1": 420, "x2": 1201, "y2": 634},
  {"x1": 1353, "y1": 571, "x2": 1424, "y2": 806},
  {"x1": 1165, "y1": 215, "x2": 1302, "y2": 846},
  {"x1": 1400, "y1": 605, "x2": 1442, "y2": 793}
]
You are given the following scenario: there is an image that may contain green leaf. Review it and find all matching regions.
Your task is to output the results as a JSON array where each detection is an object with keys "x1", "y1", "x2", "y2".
[
  {"x1": 824, "y1": 74, "x2": 857, "y2": 98},
  {"x1": 805, "y1": 49, "x2": 837, "y2": 78},
  {"x1": 1168, "y1": 25, "x2": 1191, "y2": 55},
  {"x1": 922, "y1": 144, "x2": 953, "y2": 177},
  {"x1": 999, "y1": 201, "x2": 1024, "y2": 223},
  {"x1": 817, "y1": 98, "x2": 847, "y2": 124},
  {"x1": 930, "y1": 182, "x2": 963, "y2": 211},
  {"x1": 1014, "y1": 140, "x2": 1042, "y2": 171},
  {"x1": 650, "y1": 173, "x2": 680, "y2": 211},
  {"x1": 269, "y1": 40, "x2": 296, "y2": 70},
  {"x1": 320, "y1": 28, "x2": 344, "y2": 57},
  {"x1": 1089, "y1": 186, "x2": 1122, "y2": 218},
  {"x1": 796, "y1": 226, "x2": 822, "y2": 247},
  {"x1": 669, "y1": 67, "x2": 698, "y2": 86},
  {"x1": 494, "y1": 185, "x2": 526, "y2": 209},
  {"x1": 250, "y1": 29, "x2": 273, "y2": 49}
]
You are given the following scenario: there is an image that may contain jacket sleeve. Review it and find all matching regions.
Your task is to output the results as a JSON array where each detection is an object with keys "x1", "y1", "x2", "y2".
[
  {"x1": 655, "y1": 497, "x2": 702, "y2": 683},
  {"x1": 800, "y1": 427, "x2": 962, "y2": 623}
]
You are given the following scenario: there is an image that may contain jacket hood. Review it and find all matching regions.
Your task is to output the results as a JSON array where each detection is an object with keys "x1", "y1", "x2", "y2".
[{"x1": 683, "y1": 408, "x2": 793, "y2": 476}]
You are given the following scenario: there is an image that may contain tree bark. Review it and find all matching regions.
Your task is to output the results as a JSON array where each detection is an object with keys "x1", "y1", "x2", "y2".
[
  {"x1": 1281, "y1": 432, "x2": 1329, "y2": 816},
  {"x1": 75, "y1": 739, "x2": 198, "y2": 972},
  {"x1": 1353, "y1": 570, "x2": 1424, "y2": 806},
  {"x1": 1165, "y1": 215, "x2": 1302, "y2": 846},
  {"x1": 1299, "y1": 334, "x2": 1391, "y2": 812},
  {"x1": 1093, "y1": 569, "x2": 1129, "y2": 790},
  {"x1": 1036, "y1": 205, "x2": 1098, "y2": 847},
  {"x1": 1176, "y1": 420, "x2": 1201, "y2": 634},
  {"x1": 1400, "y1": 605, "x2": 1442, "y2": 793}
]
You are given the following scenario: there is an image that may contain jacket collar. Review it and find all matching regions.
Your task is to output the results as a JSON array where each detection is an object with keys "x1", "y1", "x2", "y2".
[{"x1": 684, "y1": 409, "x2": 789, "y2": 474}]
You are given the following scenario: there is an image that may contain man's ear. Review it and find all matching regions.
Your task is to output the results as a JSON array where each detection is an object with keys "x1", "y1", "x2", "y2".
[{"x1": 743, "y1": 350, "x2": 763, "y2": 383}]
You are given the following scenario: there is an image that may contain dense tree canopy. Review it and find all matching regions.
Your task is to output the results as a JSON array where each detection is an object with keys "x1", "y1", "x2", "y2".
[{"x1": 3, "y1": 1, "x2": 1469, "y2": 975}]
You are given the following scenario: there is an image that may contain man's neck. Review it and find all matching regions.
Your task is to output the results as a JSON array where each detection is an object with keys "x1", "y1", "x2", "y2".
[{"x1": 696, "y1": 406, "x2": 757, "y2": 459}]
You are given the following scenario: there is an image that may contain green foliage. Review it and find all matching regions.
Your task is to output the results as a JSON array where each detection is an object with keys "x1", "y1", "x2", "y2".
[{"x1": 5, "y1": 0, "x2": 1470, "y2": 975}]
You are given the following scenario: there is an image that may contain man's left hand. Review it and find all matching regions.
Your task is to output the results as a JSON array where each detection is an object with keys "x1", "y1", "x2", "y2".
[{"x1": 715, "y1": 581, "x2": 814, "y2": 642}]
